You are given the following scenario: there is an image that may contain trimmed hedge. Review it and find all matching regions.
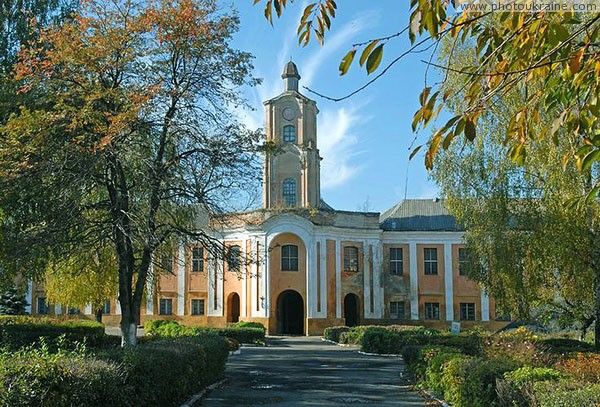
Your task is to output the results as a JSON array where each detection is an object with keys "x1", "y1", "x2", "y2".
[
  {"x1": 227, "y1": 321, "x2": 266, "y2": 332},
  {"x1": 0, "y1": 334, "x2": 229, "y2": 406},
  {"x1": 533, "y1": 381, "x2": 600, "y2": 407},
  {"x1": 323, "y1": 326, "x2": 350, "y2": 343},
  {"x1": 538, "y1": 338, "x2": 594, "y2": 354},
  {"x1": 0, "y1": 316, "x2": 105, "y2": 349},
  {"x1": 496, "y1": 366, "x2": 564, "y2": 407},
  {"x1": 144, "y1": 319, "x2": 265, "y2": 344}
]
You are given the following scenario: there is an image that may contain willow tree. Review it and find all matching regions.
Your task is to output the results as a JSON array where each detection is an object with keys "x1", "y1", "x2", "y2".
[{"x1": 0, "y1": 0, "x2": 261, "y2": 345}]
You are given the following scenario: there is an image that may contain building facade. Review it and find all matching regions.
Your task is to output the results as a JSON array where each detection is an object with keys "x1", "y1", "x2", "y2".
[{"x1": 27, "y1": 63, "x2": 508, "y2": 334}]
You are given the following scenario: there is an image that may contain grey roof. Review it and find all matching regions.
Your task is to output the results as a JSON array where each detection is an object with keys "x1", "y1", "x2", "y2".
[
  {"x1": 282, "y1": 61, "x2": 301, "y2": 79},
  {"x1": 380, "y1": 199, "x2": 460, "y2": 231},
  {"x1": 319, "y1": 198, "x2": 334, "y2": 211}
]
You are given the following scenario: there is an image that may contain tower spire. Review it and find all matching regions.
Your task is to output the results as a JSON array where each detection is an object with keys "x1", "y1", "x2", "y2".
[{"x1": 282, "y1": 60, "x2": 300, "y2": 92}]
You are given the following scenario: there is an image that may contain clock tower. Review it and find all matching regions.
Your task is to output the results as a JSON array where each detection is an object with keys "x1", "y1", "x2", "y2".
[{"x1": 262, "y1": 62, "x2": 322, "y2": 209}]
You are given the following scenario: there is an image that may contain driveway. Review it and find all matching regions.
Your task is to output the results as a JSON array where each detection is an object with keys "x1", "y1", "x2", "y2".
[{"x1": 201, "y1": 336, "x2": 433, "y2": 406}]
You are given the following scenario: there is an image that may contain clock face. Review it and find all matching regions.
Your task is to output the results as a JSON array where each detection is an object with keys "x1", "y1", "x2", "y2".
[{"x1": 283, "y1": 107, "x2": 296, "y2": 121}]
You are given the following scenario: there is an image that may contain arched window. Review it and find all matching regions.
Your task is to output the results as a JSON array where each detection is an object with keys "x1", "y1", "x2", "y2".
[
  {"x1": 282, "y1": 178, "x2": 296, "y2": 207},
  {"x1": 283, "y1": 125, "x2": 296, "y2": 142},
  {"x1": 281, "y1": 244, "x2": 299, "y2": 271}
]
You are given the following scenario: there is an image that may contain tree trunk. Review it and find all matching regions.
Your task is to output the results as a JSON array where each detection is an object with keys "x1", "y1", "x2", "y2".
[
  {"x1": 595, "y1": 266, "x2": 600, "y2": 350},
  {"x1": 95, "y1": 308, "x2": 103, "y2": 323}
]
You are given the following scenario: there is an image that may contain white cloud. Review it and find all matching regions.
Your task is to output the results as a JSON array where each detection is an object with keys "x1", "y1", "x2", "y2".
[{"x1": 319, "y1": 106, "x2": 368, "y2": 189}]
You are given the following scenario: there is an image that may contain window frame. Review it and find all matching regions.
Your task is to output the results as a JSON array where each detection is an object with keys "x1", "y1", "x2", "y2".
[
  {"x1": 159, "y1": 298, "x2": 173, "y2": 315},
  {"x1": 191, "y1": 299, "x2": 205, "y2": 316},
  {"x1": 423, "y1": 248, "x2": 438, "y2": 275},
  {"x1": 389, "y1": 247, "x2": 403, "y2": 275},
  {"x1": 227, "y1": 245, "x2": 241, "y2": 272},
  {"x1": 282, "y1": 178, "x2": 297, "y2": 207},
  {"x1": 283, "y1": 125, "x2": 296, "y2": 142},
  {"x1": 343, "y1": 246, "x2": 359, "y2": 272},
  {"x1": 390, "y1": 301, "x2": 405, "y2": 319},
  {"x1": 424, "y1": 302, "x2": 440, "y2": 320},
  {"x1": 102, "y1": 300, "x2": 111, "y2": 315},
  {"x1": 460, "y1": 302, "x2": 476, "y2": 321},
  {"x1": 281, "y1": 244, "x2": 299, "y2": 271},
  {"x1": 458, "y1": 247, "x2": 470, "y2": 276},
  {"x1": 37, "y1": 297, "x2": 48, "y2": 315},
  {"x1": 192, "y1": 247, "x2": 204, "y2": 273}
]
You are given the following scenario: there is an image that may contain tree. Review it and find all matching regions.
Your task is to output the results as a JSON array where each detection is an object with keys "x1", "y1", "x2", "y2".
[
  {"x1": 252, "y1": 0, "x2": 600, "y2": 348},
  {"x1": 0, "y1": 0, "x2": 261, "y2": 346},
  {"x1": 0, "y1": 287, "x2": 28, "y2": 315},
  {"x1": 44, "y1": 245, "x2": 119, "y2": 322}
]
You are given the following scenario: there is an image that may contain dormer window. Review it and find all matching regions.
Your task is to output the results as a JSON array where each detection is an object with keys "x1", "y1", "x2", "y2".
[
  {"x1": 283, "y1": 125, "x2": 296, "y2": 142},
  {"x1": 282, "y1": 178, "x2": 296, "y2": 206}
]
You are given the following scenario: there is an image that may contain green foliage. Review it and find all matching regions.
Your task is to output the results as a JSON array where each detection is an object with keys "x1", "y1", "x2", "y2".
[
  {"x1": 228, "y1": 321, "x2": 266, "y2": 332},
  {"x1": 538, "y1": 338, "x2": 594, "y2": 354},
  {"x1": 323, "y1": 326, "x2": 350, "y2": 342},
  {"x1": 0, "y1": 334, "x2": 228, "y2": 406},
  {"x1": 483, "y1": 328, "x2": 553, "y2": 367},
  {"x1": 339, "y1": 325, "x2": 387, "y2": 345},
  {"x1": 533, "y1": 381, "x2": 600, "y2": 407},
  {"x1": 441, "y1": 356, "x2": 518, "y2": 407},
  {"x1": 0, "y1": 287, "x2": 27, "y2": 315},
  {"x1": 0, "y1": 316, "x2": 105, "y2": 349},
  {"x1": 144, "y1": 319, "x2": 265, "y2": 344}
]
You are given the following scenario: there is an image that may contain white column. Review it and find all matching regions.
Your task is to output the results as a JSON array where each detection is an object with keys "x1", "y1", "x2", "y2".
[
  {"x1": 241, "y1": 241, "x2": 247, "y2": 318},
  {"x1": 215, "y1": 258, "x2": 224, "y2": 316},
  {"x1": 207, "y1": 257, "x2": 217, "y2": 316},
  {"x1": 85, "y1": 304, "x2": 92, "y2": 314},
  {"x1": 319, "y1": 238, "x2": 327, "y2": 318},
  {"x1": 363, "y1": 240, "x2": 371, "y2": 318},
  {"x1": 25, "y1": 281, "x2": 33, "y2": 314},
  {"x1": 481, "y1": 290, "x2": 490, "y2": 321},
  {"x1": 55, "y1": 304, "x2": 62, "y2": 315},
  {"x1": 115, "y1": 301, "x2": 121, "y2": 315},
  {"x1": 262, "y1": 237, "x2": 269, "y2": 317},
  {"x1": 444, "y1": 242, "x2": 454, "y2": 321},
  {"x1": 177, "y1": 244, "x2": 186, "y2": 316},
  {"x1": 251, "y1": 239, "x2": 260, "y2": 318},
  {"x1": 335, "y1": 239, "x2": 342, "y2": 318},
  {"x1": 307, "y1": 238, "x2": 317, "y2": 318},
  {"x1": 146, "y1": 262, "x2": 154, "y2": 315},
  {"x1": 373, "y1": 240, "x2": 384, "y2": 318},
  {"x1": 409, "y1": 243, "x2": 419, "y2": 320}
]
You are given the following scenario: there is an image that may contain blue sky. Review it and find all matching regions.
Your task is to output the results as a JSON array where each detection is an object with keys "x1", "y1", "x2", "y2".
[{"x1": 228, "y1": 1, "x2": 441, "y2": 213}]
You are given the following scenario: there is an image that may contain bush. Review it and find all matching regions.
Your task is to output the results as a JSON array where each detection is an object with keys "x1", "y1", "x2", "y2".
[
  {"x1": 227, "y1": 321, "x2": 266, "y2": 332},
  {"x1": 0, "y1": 333, "x2": 229, "y2": 406},
  {"x1": 423, "y1": 349, "x2": 465, "y2": 395},
  {"x1": 539, "y1": 338, "x2": 594, "y2": 354},
  {"x1": 533, "y1": 381, "x2": 600, "y2": 407},
  {"x1": 483, "y1": 327, "x2": 551, "y2": 366},
  {"x1": 555, "y1": 353, "x2": 600, "y2": 383},
  {"x1": 339, "y1": 325, "x2": 387, "y2": 345},
  {"x1": 323, "y1": 326, "x2": 350, "y2": 343},
  {"x1": 360, "y1": 327, "x2": 444, "y2": 354},
  {"x1": 144, "y1": 319, "x2": 265, "y2": 344},
  {"x1": 0, "y1": 316, "x2": 105, "y2": 349},
  {"x1": 496, "y1": 366, "x2": 564, "y2": 407},
  {"x1": 440, "y1": 356, "x2": 518, "y2": 407},
  {"x1": 431, "y1": 334, "x2": 482, "y2": 356}
]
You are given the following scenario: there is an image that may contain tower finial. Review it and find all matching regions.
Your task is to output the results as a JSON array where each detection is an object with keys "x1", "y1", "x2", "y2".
[{"x1": 282, "y1": 61, "x2": 300, "y2": 92}]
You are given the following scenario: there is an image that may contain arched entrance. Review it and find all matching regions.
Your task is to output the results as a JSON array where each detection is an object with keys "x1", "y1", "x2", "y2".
[
  {"x1": 276, "y1": 290, "x2": 304, "y2": 334},
  {"x1": 227, "y1": 293, "x2": 240, "y2": 323},
  {"x1": 344, "y1": 293, "x2": 360, "y2": 327}
]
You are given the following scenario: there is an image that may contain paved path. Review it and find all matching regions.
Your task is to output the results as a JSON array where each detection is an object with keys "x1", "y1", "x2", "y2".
[{"x1": 201, "y1": 336, "x2": 432, "y2": 406}]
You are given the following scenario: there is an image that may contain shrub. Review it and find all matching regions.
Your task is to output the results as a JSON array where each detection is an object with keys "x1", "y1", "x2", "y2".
[
  {"x1": 360, "y1": 327, "x2": 443, "y2": 354},
  {"x1": 431, "y1": 334, "x2": 482, "y2": 356},
  {"x1": 339, "y1": 325, "x2": 387, "y2": 345},
  {"x1": 555, "y1": 353, "x2": 600, "y2": 383},
  {"x1": 539, "y1": 338, "x2": 594, "y2": 354},
  {"x1": 144, "y1": 319, "x2": 265, "y2": 344},
  {"x1": 483, "y1": 327, "x2": 551, "y2": 366},
  {"x1": 441, "y1": 356, "x2": 518, "y2": 407},
  {"x1": 423, "y1": 349, "x2": 465, "y2": 395},
  {"x1": 217, "y1": 327, "x2": 265, "y2": 344},
  {"x1": 496, "y1": 366, "x2": 564, "y2": 407},
  {"x1": 533, "y1": 381, "x2": 600, "y2": 407},
  {"x1": 228, "y1": 321, "x2": 266, "y2": 332},
  {"x1": 323, "y1": 326, "x2": 350, "y2": 343},
  {"x1": 0, "y1": 316, "x2": 105, "y2": 349}
]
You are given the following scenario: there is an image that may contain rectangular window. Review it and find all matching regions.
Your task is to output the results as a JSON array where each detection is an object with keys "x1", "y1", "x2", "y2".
[
  {"x1": 159, "y1": 298, "x2": 173, "y2": 315},
  {"x1": 68, "y1": 307, "x2": 80, "y2": 315},
  {"x1": 191, "y1": 299, "x2": 205, "y2": 316},
  {"x1": 37, "y1": 297, "x2": 48, "y2": 315},
  {"x1": 423, "y1": 248, "x2": 438, "y2": 275},
  {"x1": 390, "y1": 248, "x2": 403, "y2": 275},
  {"x1": 227, "y1": 245, "x2": 241, "y2": 272},
  {"x1": 424, "y1": 302, "x2": 440, "y2": 320},
  {"x1": 161, "y1": 255, "x2": 173, "y2": 273},
  {"x1": 458, "y1": 248, "x2": 470, "y2": 276},
  {"x1": 192, "y1": 247, "x2": 204, "y2": 272},
  {"x1": 102, "y1": 300, "x2": 111, "y2": 314},
  {"x1": 390, "y1": 301, "x2": 405, "y2": 319},
  {"x1": 281, "y1": 244, "x2": 299, "y2": 271},
  {"x1": 460, "y1": 302, "x2": 476, "y2": 321},
  {"x1": 343, "y1": 246, "x2": 359, "y2": 272}
]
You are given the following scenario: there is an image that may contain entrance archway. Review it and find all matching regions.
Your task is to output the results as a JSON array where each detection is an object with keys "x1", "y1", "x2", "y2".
[
  {"x1": 344, "y1": 293, "x2": 360, "y2": 327},
  {"x1": 227, "y1": 293, "x2": 240, "y2": 323},
  {"x1": 276, "y1": 290, "x2": 304, "y2": 334}
]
